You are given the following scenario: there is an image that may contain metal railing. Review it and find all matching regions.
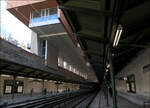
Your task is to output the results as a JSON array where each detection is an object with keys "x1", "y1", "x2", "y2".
[{"x1": 30, "y1": 14, "x2": 58, "y2": 24}]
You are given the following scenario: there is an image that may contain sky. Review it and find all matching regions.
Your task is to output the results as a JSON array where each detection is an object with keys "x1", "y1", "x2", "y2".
[{"x1": 0, "y1": 0, "x2": 31, "y2": 45}]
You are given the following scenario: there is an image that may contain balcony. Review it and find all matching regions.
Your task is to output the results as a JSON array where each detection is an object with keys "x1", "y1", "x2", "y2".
[
  {"x1": 29, "y1": 14, "x2": 60, "y2": 28},
  {"x1": 29, "y1": 8, "x2": 65, "y2": 35}
]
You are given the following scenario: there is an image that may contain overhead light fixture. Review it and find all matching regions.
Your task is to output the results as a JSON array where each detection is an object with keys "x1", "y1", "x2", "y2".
[
  {"x1": 105, "y1": 68, "x2": 109, "y2": 72},
  {"x1": 0, "y1": 74, "x2": 10, "y2": 77},
  {"x1": 113, "y1": 25, "x2": 123, "y2": 47},
  {"x1": 107, "y1": 64, "x2": 110, "y2": 68},
  {"x1": 28, "y1": 78, "x2": 34, "y2": 80},
  {"x1": 37, "y1": 79, "x2": 42, "y2": 81},
  {"x1": 86, "y1": 62, "x2": 90, "y2": 67},
  {"x1": 123, "y1": 77, "x2": 127, "y2": 81},
  {"x1": 17, "y1": 76, "x2": 24, "y2": 79},
  {"x1": 77, "y1": 43, "x2": 81, "y2": 48}
]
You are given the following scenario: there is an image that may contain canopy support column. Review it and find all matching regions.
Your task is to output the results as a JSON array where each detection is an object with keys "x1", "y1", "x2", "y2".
[
  {"x1": 109, "y1": 50, "x2": 117, "y2": 108},
  {"x1": 42, "y1": 79, "x2": 44, "y2": 96},
  {"x1": 12, "y1": 75, "x2": 16, "y2": 100}
]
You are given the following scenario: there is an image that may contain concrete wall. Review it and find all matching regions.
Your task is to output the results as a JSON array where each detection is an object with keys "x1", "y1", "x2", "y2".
[
  {"x1": 116, "y1": 49, "x2": 150, "y2": 105},
  {"x1": 30, "y1": 31, "x2": 38, "y2": 55},
  {"x1": 0, "y1": 75, "x2": 80, "y2": 103},
  {"x1": 0, "y1": 76, "x2": 43, "y2": 96},
  {"x1": 47, "y1": 40, "x2": 58, "y2": 70}
]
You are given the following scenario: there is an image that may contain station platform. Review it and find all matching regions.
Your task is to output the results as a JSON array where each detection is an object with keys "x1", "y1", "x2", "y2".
[{"x1": 89, "y1": 91, "x2": 142, "y2": 108}]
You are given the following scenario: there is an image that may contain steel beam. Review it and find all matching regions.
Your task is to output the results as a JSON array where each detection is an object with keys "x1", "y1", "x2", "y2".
[
  {"x1": 0, "y1": 65, "x2": 10, "y2": 70},
  {"x1": 119, "y1": 43, "x2": 150, "y2": 48},
  {"x1": 84, "y1": 49, "x2": 103, "y2": 57},
  {"x1": 77, "y1": 30, "x2": 107, "y2": 43},
  {"x1": 77, "y1": 33, "x2": 107, "y2": 43},
  {"x1": 59, "y1": 5, "x2": 113, "y2": 16}
]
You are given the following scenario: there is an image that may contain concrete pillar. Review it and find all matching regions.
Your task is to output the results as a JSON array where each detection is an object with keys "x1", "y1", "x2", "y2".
[
  {"x1": 12, "y1": 75, "x2": 16, "y2": 99},
  {"x1": 22, "y1": 77, "x2": 28, "y2": 94},
  {"x1": 42, "y1": 79, "x2": 44, "y2": 95},
  {"x1": 30, "y1": 31, "x2": 38, "y2": 55},
  {"x1": 47, "y1": 41, "x2": 59, "y2": 70}
]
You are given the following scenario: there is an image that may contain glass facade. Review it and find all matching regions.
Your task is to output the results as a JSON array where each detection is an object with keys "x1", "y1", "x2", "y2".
[{"x1": 30, "y1": 8, "x2": 58, "y2": 24}]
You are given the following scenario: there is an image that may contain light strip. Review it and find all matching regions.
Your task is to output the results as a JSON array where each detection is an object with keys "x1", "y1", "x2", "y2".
[
  {"x1": 113, "y1": 30, "x2": 120, "y2": 47},
  {"x1": 0, "y1": 74, "x2": 10, "y2": 77},
  {"x1": 114, "y1": 30, "x2": 121, "y2": 46},
  {"x1": 17, "y1": 76, "x2": 24, "y2": 79},
  {"x1": 107, "y1": 64, "x2": 110, "y2": 68},
  {"x1": 115, "y1": 29, "x2": 123, "y2": 46},
  {"x1": 113, "y1": 25, "x2": 123, "y2": 47}
]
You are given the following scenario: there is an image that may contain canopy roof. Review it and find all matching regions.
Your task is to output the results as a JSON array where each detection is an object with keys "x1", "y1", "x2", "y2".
[{"x1": 57, "y1": 0, "x2": 150, "y2": 82}]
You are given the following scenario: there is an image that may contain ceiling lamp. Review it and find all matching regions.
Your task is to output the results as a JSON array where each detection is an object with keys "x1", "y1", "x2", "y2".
[
  {"x1": 107, "y1": 64, "x2": 110, "y2": 68},
  {"x1": 86, "y1": 62, "x2": 90, "y2": 67},
  {"x1": 105, "y1": 68, "x2": 109, "y2": 72},
  {"x1": 113, "y1": 25, "x2": 123, "y2": 47}
]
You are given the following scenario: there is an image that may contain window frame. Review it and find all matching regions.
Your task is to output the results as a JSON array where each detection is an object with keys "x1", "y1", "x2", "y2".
[
  {"x1": 126, "y1": 74, "x2": 136, "y2": 93},
  {"x1": 3, "y1": 80, "x2": 24, "y2": 94}
]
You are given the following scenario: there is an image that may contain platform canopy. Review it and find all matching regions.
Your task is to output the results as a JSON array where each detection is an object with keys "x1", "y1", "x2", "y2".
[
  {"x1": 0, "y1": 38, "x2": 88, "y2": 84},
  {"x1": 57, "y1": 0, "x2": 150, "y2": 82}
]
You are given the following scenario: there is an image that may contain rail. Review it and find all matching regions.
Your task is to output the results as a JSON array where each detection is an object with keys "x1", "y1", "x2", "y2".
[{"x1": 3, "y1": 90, "x2": 93, "y2": 108}]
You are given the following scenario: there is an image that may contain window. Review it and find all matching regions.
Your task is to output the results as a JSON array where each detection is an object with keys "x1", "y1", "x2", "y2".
[
  {"x1": 72, "y1": 68, "x2": 75, "y2": 73},
  {"x1": 58, "y1": 58, "x2": 61, "y2": 66},
  {"x1": 4, "y1": 80, "x2": 24, "y2": 94},
  {"x1": 69, "y1": 65, "x2": 72, "y2": 71},
  {"x1": 31, "y1": 8, "x2": 57, "y2": 19},
  {"x1": 126, "y1": 74, "x2": 136, "y2": 93},
  {"x1": 64, "y1": 61, "x2": 67, "y2": 69},
  {"x1": 50, "y1": 8, "x2": 57, "y2": 15},
  {"x1": 32, "y1": 11, "x2": 40, "y2": 19},
  {"x1": 46, "y1": 9, "x2": 49, "y2": 16},
  {"x1": 41, "y1": 40, "x2": 47, "y2": 59},
  {"x1": 41, "y1": 10, "x2": 45, "y2": 17},
  {"x1": 58, "y1": 57, "x2": 64, "y2": 67},
  {"x1": 76, "y1": 70, "x2": 79, "y2": 74},
  {"x1": 66, "y1": 64, "x2": 70, "y2": 70}
]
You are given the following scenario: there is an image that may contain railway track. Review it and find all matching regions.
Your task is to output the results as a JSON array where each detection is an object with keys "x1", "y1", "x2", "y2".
[{"x1": 3, "y1": 90, "x2": 94, "y2": 108}]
